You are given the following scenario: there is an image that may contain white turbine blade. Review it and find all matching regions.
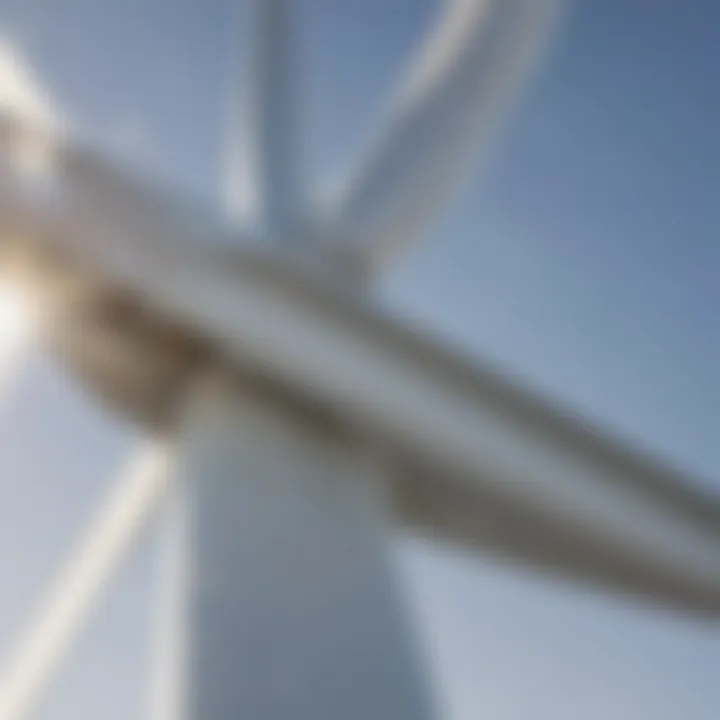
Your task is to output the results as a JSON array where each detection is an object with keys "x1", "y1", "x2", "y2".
[
  {"x1": 0, "y1": 41, "x2": 56, "y2": 396},
  {"x1": 0, "y1": 39, "x2": 62, "y2": 182},
  {"x1": 243, "y1": 0, "x2": 303, "y2": 239},
  {"x1": 330, "y1": 0, "x2": 562, "y2": 270},
  {"x1": 2, "y1": 108, "x2": 718, "y2": 615},
  {"x1": 0, "y1": 441, "x2": 172, "y2": 720},
  {"x1": 0, "y1": 39, "x2": 58, "y2": 129}
]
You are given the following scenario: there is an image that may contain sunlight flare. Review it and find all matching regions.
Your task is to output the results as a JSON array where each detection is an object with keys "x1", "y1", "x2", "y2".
[{"x1": 0, "y1": 281, "x2": 36, "y2": 395}]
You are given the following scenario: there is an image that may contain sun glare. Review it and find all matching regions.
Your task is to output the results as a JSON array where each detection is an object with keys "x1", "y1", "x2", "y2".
[{"x1": 0, "y1": 281, "x2": 36, "y2": 390}]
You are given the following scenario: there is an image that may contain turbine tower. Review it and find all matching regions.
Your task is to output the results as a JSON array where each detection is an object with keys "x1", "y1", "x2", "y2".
[{"x1": 0, "y1": 2, "x2": 718, "y2": 719}]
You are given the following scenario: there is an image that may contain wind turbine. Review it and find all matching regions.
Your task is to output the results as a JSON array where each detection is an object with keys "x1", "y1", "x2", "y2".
[{"x1": 0, "y1": 2, "x2": 718, "y2": 719}]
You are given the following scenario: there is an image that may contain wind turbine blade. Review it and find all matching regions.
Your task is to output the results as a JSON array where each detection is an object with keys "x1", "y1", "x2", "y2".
[
  {"x1": 2, "y1": 106, "x2": 718, "y2": 616},
  {"x1": 0, "y1": 42, "x2": 55, "y2": 397},
  {"x1": 0, "y1": 39, "x2": 59, "y2": 130},
  {"x1": 241, "y1": 0, "x2": 303, "y2": 240},
  {"x1": 0, "y1": 441, "x2": 172, "y2": 720},
  {"x1": 330, "y1": 0, "x2": 563, "y2": 271}
]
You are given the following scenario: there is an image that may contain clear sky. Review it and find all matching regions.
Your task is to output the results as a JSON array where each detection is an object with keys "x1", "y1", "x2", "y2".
[{"x1": 0, "y1": 1, "x2": 718, "y2": 718}]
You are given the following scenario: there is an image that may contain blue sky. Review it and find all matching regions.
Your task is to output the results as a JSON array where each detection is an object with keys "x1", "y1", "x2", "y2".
[{"x1": 0, "y1": 1, "x2": 718, "y2": 718}]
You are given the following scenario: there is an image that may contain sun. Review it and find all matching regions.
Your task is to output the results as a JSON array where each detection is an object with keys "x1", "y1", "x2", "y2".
[{"x1": 0, "y1": 280, "x2": 36, "y2": 385}]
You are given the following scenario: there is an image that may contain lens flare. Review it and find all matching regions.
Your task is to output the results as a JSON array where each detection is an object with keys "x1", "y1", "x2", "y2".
[{"x1": 0, "y1": 281, "x2": 36, "y2": 392}]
